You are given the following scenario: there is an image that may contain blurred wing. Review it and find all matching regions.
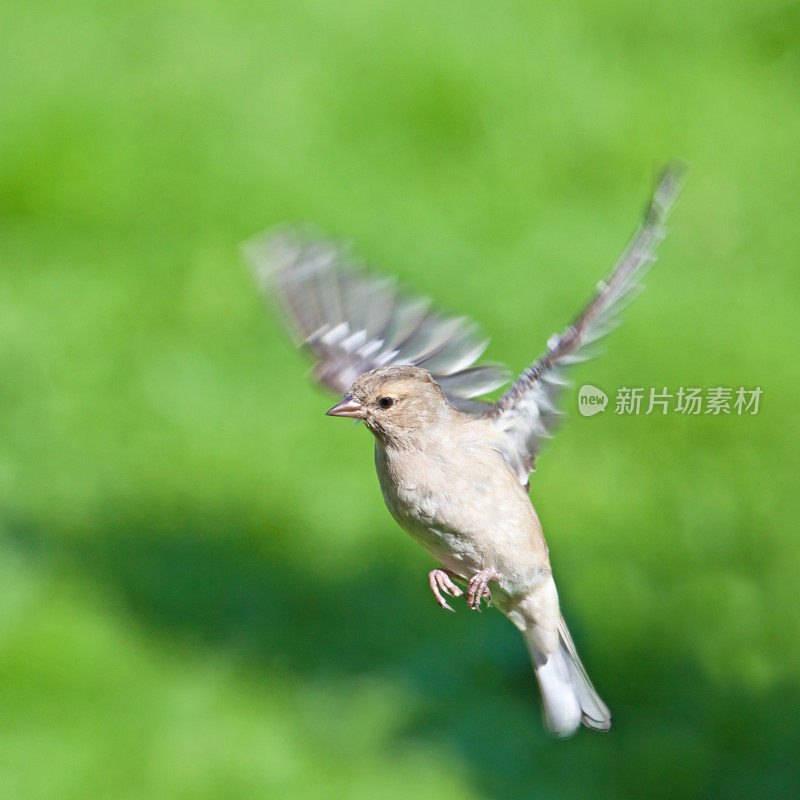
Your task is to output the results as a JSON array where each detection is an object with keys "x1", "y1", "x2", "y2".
[
  {"x1": 244, "y1": 227, "x2": 511, "y2": 403},
  {"x1": 487, "y1": 161, "x2": 688, "y2": 485}
]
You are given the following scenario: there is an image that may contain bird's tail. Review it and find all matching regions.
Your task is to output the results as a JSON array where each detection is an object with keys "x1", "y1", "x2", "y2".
[{"x1": 524, "y1": 614, "x2": 611, "y2": 737}]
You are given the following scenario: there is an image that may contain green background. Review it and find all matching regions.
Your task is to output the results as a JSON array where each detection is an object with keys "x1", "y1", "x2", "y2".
[{"x1": 2, "y1": 2, "x2": 799, "y2": 798}]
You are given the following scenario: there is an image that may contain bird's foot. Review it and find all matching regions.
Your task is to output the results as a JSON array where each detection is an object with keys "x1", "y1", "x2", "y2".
[
  {"x1": 428, "y1": 569, "x2": 463, "y2": 612},
  {"x1": 467, "y1": 569, "x2": 501, "y2": 611}
]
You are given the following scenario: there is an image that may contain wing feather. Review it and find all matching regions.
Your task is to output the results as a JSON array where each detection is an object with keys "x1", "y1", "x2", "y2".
[
  {"x1": 244, "y1": 227, "x2": 512, "y2": 401},
  {"x1": 487, "y1": 161, "x2": 689, "y2": 484}
]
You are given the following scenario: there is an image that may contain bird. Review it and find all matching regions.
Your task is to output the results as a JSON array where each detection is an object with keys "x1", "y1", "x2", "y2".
[{"x1": 244, "y1": 162, "x2": 687, "y2": 737}]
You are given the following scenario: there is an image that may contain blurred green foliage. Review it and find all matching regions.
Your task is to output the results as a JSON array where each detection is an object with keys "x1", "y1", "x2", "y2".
[{"x1": 1, "y1": 1, "x2": 799, "y2": 798}]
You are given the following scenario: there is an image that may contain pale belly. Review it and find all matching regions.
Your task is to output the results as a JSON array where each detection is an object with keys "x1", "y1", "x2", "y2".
[
  {"x1": 383, "y1": 489, "x2": 481, "y2": 578},
  {"x1": 374, "y1": 439, "x2": 549, "y2": 597}
]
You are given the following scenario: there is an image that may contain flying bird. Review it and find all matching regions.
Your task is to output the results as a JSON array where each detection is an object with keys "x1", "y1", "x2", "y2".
[{"x1": 245, "y1": 163, "x2": 687, "y2": 737}]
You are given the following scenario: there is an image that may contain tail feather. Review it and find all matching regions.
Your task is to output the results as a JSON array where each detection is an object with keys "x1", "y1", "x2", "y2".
[
  {"x1": 525, "y1": 615, "x2": 611, "y2": 737},
  {"x1": 557, "y1": 615, "x2": 611, "y2": 732}
]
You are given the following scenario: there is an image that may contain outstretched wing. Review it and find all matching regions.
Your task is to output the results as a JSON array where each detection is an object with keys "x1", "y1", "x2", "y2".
[
  {"x1": 487, "y1": 161, "x2": 688, "y2": 485},
  {"x1": 244, "y1": 227, "x2": 511, "y2": 404}
]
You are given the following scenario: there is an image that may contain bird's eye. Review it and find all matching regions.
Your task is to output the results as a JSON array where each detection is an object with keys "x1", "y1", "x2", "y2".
[{"x1": 378, "y1": 397, "x2": 394, "y2": 410}]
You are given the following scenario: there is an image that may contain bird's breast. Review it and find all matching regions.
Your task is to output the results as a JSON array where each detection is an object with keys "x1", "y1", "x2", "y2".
[
  {"x1": 374, "y1": 439, "x2": 461, "y2": 519},
  {"x1": 373, "y1": 436, "x2": 525, "y2": 535},
  {"x1": 373, "y1": 435, "x2": 550, "y2": 586}
]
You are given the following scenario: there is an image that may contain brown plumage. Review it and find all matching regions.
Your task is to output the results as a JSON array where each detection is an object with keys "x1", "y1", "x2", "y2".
[{"x1": 246, "y1": 162, "x2": 687, "y2": 736}]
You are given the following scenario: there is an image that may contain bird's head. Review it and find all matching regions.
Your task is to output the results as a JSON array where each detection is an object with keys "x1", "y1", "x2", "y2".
[{"x1": 326, "y1": 365, "x2": 448, "y2": 442}]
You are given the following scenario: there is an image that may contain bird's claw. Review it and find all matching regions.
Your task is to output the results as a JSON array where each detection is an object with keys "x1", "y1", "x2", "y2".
[
  {"x1": 467, "y1": 569, "x2": 500, "y2": 611},
  {"x1": 429, "y1": 569, "x2": 463, "y2": 612}
]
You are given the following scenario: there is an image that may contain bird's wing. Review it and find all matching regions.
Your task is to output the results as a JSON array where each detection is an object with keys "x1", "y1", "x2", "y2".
[
  {"x1": 244, "y1": 227, "x2": 511, "y2": 403},
  {"x1": 485, "y1": 161, "x2": 688, "y2": 485}
]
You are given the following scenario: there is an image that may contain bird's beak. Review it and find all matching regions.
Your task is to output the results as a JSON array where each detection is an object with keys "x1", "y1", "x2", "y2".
[{"x1": 326, "y1": 395, "x2": 365, "y2": 419}]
